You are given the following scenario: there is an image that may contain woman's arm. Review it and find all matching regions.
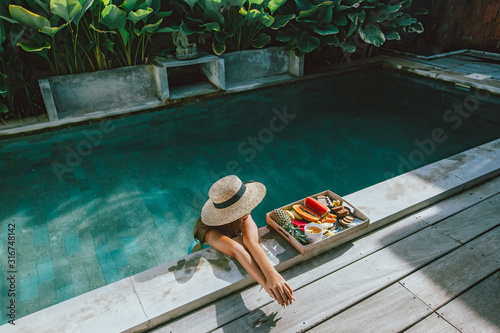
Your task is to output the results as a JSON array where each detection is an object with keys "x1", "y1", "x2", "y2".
[
  {"x1": 240, "y1": 215, "x2": 295, "y2": 306},
  {"x1": 204, "y1": 229, "x2": 275, "y2": 301}
]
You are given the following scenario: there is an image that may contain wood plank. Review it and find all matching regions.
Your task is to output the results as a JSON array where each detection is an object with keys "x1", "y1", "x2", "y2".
[
  {"x1": 308, "y1": 283, "x2": 431, "y2": 333},
  {"x1": 416, "y1": 176, "x2": 500, "y2": 226},
  {"x1": 437, "y1": 271, "x2": 500, "y2": 333},
  {"x1": 404, "y1": 313, "x2": 460, "y2": 333},
  {"x1": 153, "y1": 214, "x2": 430, "y2": 332},
  {"x1": 212, "y1": 227, "x2": 459, "y2": 333},
  {"x1": 431, "y1": 193, "x2": 500, "y2": 244},
  {"x1": 400, "y1": 226, "x2": 500, "y2": 310}
]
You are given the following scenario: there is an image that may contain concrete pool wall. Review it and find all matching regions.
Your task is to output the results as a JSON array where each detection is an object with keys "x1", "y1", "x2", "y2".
[{"x1": 1, "y1": 53, "x2": 500, "y2": 332}]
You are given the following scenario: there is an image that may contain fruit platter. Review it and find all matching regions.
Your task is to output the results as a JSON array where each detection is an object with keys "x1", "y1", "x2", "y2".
[{"x1": 266, "y1": 190, "x2": 370, "y2": 255}]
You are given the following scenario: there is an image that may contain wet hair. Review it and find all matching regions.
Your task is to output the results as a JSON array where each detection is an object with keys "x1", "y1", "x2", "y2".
[{"x1": 193, "y1": 216, "x2": 243, "y2": 244}]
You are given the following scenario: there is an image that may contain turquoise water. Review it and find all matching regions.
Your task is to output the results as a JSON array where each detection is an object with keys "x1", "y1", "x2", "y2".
[{"x1": 1, "y1": 68, "x2": 500, "y2": 323}]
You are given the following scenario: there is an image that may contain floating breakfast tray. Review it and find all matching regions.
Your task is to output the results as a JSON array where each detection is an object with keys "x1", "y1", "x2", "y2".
[{"x1": 266, "y1": 190, "x2": 370, "y2": 255}]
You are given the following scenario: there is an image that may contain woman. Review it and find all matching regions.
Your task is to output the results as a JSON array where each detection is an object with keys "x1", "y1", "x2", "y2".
[{"x1": 193, "y1": 175, "x2": 295, "y2": 307}]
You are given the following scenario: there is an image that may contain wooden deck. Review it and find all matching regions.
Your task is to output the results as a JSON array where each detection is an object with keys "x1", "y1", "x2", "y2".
[{"x1": 153, "y1": 176, "x2": 500, "y2": 333}]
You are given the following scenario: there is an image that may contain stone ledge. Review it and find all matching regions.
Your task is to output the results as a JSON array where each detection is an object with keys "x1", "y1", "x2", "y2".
[
  {"x1": 2, "y1": 53, "x2": 499, "y2": 138},
  {"x1": 4, "y1": 137, "x2": 499, "y2": 333}
]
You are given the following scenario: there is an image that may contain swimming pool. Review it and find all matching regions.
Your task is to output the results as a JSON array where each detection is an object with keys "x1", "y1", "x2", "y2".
[{"x1": 1, "y1": 67, "x2": 499, "y2": 323}]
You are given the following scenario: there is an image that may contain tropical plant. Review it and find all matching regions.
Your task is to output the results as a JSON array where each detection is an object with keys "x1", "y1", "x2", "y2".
[
  {"x1": 276, "y1": 0, "x2": 426, "y2": 59},
  {"x1": 0, "y1": 3, "x2": 44, "y2": 122},
  {"x1": 178, "y1": 0, "x2": 294, "y2": 55},
  {"x1": 2, "y1": 0, "x2": 178, "y2": 75},
  {"x1": 98, "y1": 0, "x2": 178, "y2": 67}
]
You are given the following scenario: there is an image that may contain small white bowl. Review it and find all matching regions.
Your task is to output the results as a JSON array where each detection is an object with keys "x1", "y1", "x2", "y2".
[{"x1": 304, "y1": 223, "x2": 324, "y2": 243}]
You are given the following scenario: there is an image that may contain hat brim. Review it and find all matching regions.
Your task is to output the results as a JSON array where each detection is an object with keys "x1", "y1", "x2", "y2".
[{"x1": 201, "y1": 182, "x2": 266, "y2": 226}]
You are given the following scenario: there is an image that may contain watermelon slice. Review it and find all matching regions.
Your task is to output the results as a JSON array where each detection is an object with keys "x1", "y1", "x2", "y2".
[
  {"x1": 305, "y1": 197, "x2": 329, "y2": 217},
  {"x1": 293, "y1": 219, "x2": 307, "y2": 231}
]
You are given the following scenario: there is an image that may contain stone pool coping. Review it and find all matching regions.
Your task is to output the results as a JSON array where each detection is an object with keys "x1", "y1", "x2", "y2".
[
  {"x1": 1, "y1": 53, "x2": 500, "y2": 138},
  {"x1": 4, "y1": 137, "x2": 500, "y2": 332}
]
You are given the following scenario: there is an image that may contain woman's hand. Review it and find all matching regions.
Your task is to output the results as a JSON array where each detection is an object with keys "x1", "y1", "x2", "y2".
[{"x1": 264, "y1": 271, "x2": 295, "y2": 307}]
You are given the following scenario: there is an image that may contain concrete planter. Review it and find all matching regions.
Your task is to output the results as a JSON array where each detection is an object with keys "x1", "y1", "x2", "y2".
[
  {"x1": 221, "y1": 46, "x2": 304, "y2": 86},
  {"x1": 39, "y1": 64, "x2": 169, "y2": 122}
]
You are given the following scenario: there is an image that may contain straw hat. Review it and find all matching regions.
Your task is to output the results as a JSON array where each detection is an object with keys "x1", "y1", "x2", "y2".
[{"x1": 201, "y1": 175, "x2": 266, "y2": 226}]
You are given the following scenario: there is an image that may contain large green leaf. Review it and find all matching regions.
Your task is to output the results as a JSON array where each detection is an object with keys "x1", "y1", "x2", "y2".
[
  {"x1": 182, "y1": 0, "x2": 200, "y2": 10},
  {"x1": 201, "y1": 0, "x2": 224, "y2": 23},
  {"x1": 128, "y1": 8, "x2": 153, "y2": 24},
  {"x1": 332, "y1": 11, "x2": 347, "y2": 26},
  {"x1": 297, "y1": 4, "x2": 331, "y2": 23},
  {"x1": 347, "y1": 10, "x2": 365, "y2": 25},
  {"x1": 156, "y1": 26, "x2": 179, "y2": 33},
  {"x1": 74, "y1": 0, "x2": 95, "y2": 26},
  {"x1": 50, "y1": 0, "x2": 82, "y2": 23},
  {"x1": 251, "y1": 32, "x2": 270, "y2": 48},
  {"x1": 401, "y1": 0, "x2": 412, "y2": 9},
  {"x1": 136, "y1": 18, "x2": 161, "y2": 34},
  {"x1": 201, "y1": 22, "x2": 220, "y2": 32},
  {"x1": 214, "y1": 30, "x2": 227, "y2": 43},
  {"x1": 313, "y1": 24, "x2": 338, "y2": 35},
  {"x1": 32, "y1": 0, "x2": 51, "y2": 16},
  {"x1": 319, "y1": 5, "x2": 333, "y2": 24},
  {"x1": 212, "y1": 40, "x2": 226, "y2": 55},
  {"x1": 180, "y1": 20, "x2": 204, "y2": 35},
  {"x1": 324, "y1": 34, "x2": 339, "y2": 46},
  {"x1": 118, "y1": 27, "x2": 130, "y2": 45},
  {"x1": 121, "y1": 0, "x2": 138, "y2": 12},
  {"x1": 276, "y1": 27, "x2": 295, "y2": 42},
  {"x1": 268, "y1": 0, "x2": 286, "y2": 14},
  {"x1": 408, "y1": 22, "x2": 424, "y2": 33},
  {"x1": 16, "y1": 40, "x2": 51, "y2": 52},
  {"x1": 89, "y1": 23, "x2": 117, "y2": 34},
  {"x1": 389, "y1": 15, "x2": 417, "y2": 27},
  {"x1": 359, "y1": 23, "x2": 385, "y2": 47},
  {"x1": 249, "y1": 0, "x2": 264, "y2": 7},
  {"x1": 40, "y1": 23, "x2": 68, "y2": 36},
  {"x1": 246, "y1": 10, "x2": 274, "y2": 27},
  {"x1": 9, "y1": 5, "x2": 50, "y2": 30},
  {"x1": 0, "y1": 15, "x2": 19, "y2": 24},
  {"x1": 341, "y1": 41, "x2": 355, "y2": 53},
  {"x1": 297, "y1": 31, "x2": 319, "y2": 53},
  {"x1": 270, "y1": 14, "x2": 294, "y2": 29},
  {"x1": 384, "y1": 30, "x2": 400, "y2": 40},
  {"x1": 101, "y1": 5, "x2": 127, "y2": 30}
]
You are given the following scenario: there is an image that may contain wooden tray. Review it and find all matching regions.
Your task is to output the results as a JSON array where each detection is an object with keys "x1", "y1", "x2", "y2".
[{"x1": 266, "y1": 190, "x2": 370, "y2": 255}]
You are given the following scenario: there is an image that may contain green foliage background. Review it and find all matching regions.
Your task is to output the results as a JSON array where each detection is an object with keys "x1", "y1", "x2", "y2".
[{"x1": 0, "y1": 0, "x2": 426, "y2": 122}]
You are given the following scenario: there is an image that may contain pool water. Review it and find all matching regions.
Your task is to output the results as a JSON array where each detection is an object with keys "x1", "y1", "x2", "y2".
[{"x1": 1, "y1": 68, "x2": 500, "y2": 323}]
